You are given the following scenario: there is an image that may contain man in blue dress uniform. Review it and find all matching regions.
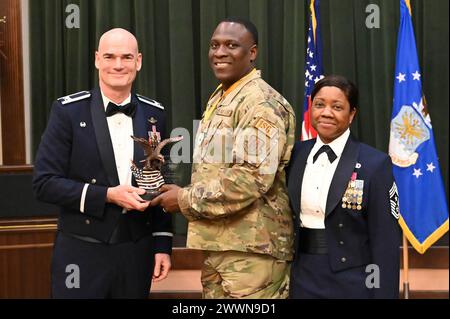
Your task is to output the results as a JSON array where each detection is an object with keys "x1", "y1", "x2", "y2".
[{"x1": 33, "y1": 28, "x2": 173, "y2": 298}]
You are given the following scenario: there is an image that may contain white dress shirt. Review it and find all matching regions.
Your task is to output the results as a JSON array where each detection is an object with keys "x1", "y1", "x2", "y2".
[
  {"x1": 101, "y1": 92, "x2": 134, "y2": 186},
  {"x1": 80, "y1": 92, "x2": 134, "y2": 214},
  {"x1": 300, "y1": 129, "x2": 351, "y2": 229}
]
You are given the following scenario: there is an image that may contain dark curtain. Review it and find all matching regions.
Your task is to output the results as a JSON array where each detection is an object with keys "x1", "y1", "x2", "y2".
[{"x1": 30, "y1": 0, "x2": 449, "y2": 236}]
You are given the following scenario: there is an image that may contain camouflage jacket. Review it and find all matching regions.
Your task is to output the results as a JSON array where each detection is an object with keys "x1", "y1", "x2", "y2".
[{"x1": 178, "y1": 70, "x2": 296, "y2": 261}]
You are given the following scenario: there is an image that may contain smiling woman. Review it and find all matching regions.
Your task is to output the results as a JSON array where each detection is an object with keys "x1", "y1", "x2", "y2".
[
  {"x1": 310, "y1": 76, "x2": 357, "y2": 144},
  {"x1": 287, "y1": 75, "x2": 402, "y2": 299}
]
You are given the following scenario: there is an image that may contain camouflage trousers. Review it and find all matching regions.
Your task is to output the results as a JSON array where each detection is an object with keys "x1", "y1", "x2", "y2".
[{"x1": 201, "y1": 250, "x2": 290, "y2": 299}]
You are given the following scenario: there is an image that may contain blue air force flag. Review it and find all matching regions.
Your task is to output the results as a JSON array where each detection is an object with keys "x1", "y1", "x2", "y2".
[{"x1": 388, "y1": 0, "x2": 448, "y2": 254}]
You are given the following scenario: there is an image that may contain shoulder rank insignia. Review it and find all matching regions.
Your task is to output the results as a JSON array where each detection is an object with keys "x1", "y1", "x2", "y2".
[
  {"x1": 57, "y1": 91, "x2": 91, "y2": 105},
  {"x1": 389, "y1": 182, "x2": 400, "y2": 220},
  {"x1": 136, "y1": 94, "x2": 164, "y2": 110}
]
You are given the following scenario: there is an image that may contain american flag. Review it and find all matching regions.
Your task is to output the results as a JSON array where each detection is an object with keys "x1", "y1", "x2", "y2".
[
  {"x1": 131, "y1": 162, "x2": 165, "y2": 191},
  {"x1": 301, "y1": 0, "x2": 324, "y2": 141}
]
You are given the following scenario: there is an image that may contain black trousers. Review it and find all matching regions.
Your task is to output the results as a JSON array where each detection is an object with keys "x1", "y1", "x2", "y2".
[{"x1": 51, "y1": 231, "x2": 154, "y2": 299}]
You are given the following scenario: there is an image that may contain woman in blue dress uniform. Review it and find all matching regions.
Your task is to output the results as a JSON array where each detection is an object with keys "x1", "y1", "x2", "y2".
[{"x1": 287, "y1": 75, "x2": 401, "y2": 299}]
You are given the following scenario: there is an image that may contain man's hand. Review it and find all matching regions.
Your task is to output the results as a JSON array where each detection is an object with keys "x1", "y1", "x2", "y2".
[
  {"x1": 106, "y1": 185, "x2": 150, "y2": 211},
  {"x1": 150, "y1": 184, "x2": 181, "y2": 213},
  {"x1": 152, "y1": 253, "x2": 171, "y2": 282}
]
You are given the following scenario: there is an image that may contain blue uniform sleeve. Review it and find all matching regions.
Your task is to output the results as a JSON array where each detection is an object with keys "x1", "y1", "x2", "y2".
[
  {"x1": 367, "y1": 156, "x2": 401, "y2": 298},
  {"x1": 32, "y1": 101, "x2": 107, "y2": 218},
  {"x1": 149, "y1": 108, "x2": 173, "y2": 254},
  {"x1": 151, "y1": 207, "x2": 173, "y2": 255}
]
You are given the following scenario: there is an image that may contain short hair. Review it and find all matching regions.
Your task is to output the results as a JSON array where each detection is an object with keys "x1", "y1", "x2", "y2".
[
  {"x1": 218, "y1": 17, "x2": 258, "y2": 45},
  {"x1": 311, "y1": 75, "x2": 359, "y2": 110}
]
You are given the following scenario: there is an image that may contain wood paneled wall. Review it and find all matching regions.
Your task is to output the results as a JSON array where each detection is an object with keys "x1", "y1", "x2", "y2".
[
  {"x1": 0, "y1": 218, "x2": 56, "y2": 298},
  {"x1": 0, "y1": 0, "x2": 26, "y2": 165}
]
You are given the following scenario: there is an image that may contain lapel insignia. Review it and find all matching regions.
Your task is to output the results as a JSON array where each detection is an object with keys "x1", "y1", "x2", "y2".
[
  {"x1": 80, "y1": 122, "x2": 87, "y2": 128},
  {"x1": 355, "y1": 162, "x2": 362, "y2": 169},
  {"x1": 148, "y1": 117, "x2": 157, "y2": 124}
]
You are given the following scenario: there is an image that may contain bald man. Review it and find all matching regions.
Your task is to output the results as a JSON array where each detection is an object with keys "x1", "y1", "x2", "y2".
[{"x1": 33, "y1": 28, "x2": 173, "y2": 298}]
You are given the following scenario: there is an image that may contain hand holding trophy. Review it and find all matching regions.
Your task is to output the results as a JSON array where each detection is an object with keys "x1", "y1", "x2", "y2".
[{"x1": 130, "y1": 129, "x2": 183, "y2": 201}]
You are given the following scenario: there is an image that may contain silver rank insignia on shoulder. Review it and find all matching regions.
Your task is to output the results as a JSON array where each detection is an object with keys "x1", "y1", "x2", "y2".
[
  {"x1": 342, "y1": 172, "x2": 364, "y2": 211},
  {"x1": 80, "y1": 122, "x2": 87, "y2": 128},
  {"x1": 137, "y1": 94, "x2": 164, "y2": 110},
  {"x1": 58, "y1": 91, "x2": 91, "y2": 105}
]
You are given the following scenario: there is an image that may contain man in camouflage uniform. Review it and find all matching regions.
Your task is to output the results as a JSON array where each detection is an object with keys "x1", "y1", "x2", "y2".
[{"x1": 151, "y1": 17, "x2": 296, "y2": 298}]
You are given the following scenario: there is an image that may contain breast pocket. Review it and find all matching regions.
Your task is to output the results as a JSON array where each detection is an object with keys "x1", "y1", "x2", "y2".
[
  {"x1": 200, "y1": 120, "x2": 234, "y2": 164},
  {"x1": 234, "y1": 117, "x2": 280, "y2": 172}
]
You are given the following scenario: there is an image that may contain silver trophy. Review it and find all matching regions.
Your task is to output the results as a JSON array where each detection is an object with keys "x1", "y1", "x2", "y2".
[{"x1": 130, "y1": 133, "x2": 183, "y2": 201}]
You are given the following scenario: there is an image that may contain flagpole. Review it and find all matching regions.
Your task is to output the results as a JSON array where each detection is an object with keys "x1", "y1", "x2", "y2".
[{"x1": 402, "y1": 234, "x2": 410, "y2": 299}]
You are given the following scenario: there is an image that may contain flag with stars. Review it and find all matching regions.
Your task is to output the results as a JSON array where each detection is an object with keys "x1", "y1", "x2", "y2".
[
  {"x1": 301, "y1": 0, "x2": 324, "y2": 141},
  {"x1": 388, "y1": 0, "x2": 448, "y2": 254}
]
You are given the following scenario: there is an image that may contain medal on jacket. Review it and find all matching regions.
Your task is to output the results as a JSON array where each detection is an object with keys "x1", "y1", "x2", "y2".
[
  {"x1": 149, "y1": 125, "x2": 161, "y2": 143},
  {"x1": 342, "y1": 165, "x2": 364, "y2": 210}
]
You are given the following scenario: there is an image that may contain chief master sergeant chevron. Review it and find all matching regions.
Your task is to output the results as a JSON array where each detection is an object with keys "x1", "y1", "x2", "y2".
[
  {"x1": 151, "y1": 18, "x2": 296, "y2": 299},
  {"x1": 33, "y1": 28, "x2": 172, "y2": 298}
]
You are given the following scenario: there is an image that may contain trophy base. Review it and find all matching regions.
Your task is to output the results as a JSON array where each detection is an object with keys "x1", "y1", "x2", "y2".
[{"x1": 141, "y1": 190, "x2": 161, "y2": 201}]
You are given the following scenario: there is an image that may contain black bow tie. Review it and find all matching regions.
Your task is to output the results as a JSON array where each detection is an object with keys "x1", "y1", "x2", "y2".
[
  {"x1": 105, "y1": 101, "x2": 136, "y2": 117},
  {"x1": 313, "y1": 145, "x2": 337, "y2": 164}
]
